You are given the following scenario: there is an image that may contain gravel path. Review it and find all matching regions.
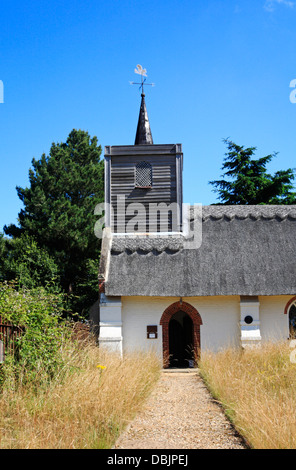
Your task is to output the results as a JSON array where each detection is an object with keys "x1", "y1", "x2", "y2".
[{"x1": 114, "y1": 370, "x2": 247, "y2": 449}]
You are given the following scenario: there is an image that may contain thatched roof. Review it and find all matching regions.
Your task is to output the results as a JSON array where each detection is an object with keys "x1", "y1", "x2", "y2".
[{"x1": 102, "y1": 205, "x2": 296, "y2": 297}]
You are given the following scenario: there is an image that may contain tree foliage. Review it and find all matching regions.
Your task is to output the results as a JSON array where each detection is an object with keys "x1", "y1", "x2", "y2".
[
  {"x1": 4, "y1": 129, "x2": 104, "y2": 315},
  {"x1": 1, "y1": 234, "x2": 59, "y2": 290},
  {"x1": 210, "y1": 139, "x2": 296, "y2": 205}
]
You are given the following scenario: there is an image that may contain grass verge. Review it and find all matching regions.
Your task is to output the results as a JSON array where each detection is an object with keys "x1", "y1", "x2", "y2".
[
  {"x1": 0, "y1": 339, "x2": 161, "y2": 449},
  {"x1": 199, "y1": 340, "x2": 296, "y2": 449}
]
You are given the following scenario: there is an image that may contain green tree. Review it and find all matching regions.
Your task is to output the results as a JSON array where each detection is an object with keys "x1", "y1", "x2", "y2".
[
  {"x1": 210, "y1": 139, "x2": 296, "y2": 204},
  {"x1": 4, "y1": 129, "x2": 104, "y2": 315},
  {"x1": 3, "y1": 234, "x2": 59, "y2": 291}
]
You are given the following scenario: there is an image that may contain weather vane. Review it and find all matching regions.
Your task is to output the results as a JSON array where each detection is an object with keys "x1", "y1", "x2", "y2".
[{"x1": 130, "y1": 64, "x2": 155, "y2": 94}]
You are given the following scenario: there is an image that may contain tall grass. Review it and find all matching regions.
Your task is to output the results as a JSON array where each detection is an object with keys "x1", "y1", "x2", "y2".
[
  {"x1": 199, "y1": 341, "x2": 296, "y2": 449},
  {"x1": 0, "y1": 338, "x2": 161, "y2": 449}
]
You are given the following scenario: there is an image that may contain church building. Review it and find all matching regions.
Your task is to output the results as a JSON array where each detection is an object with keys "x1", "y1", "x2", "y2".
[{"x1": 97, "y1": 71, "x2": 296, "y2": 368}]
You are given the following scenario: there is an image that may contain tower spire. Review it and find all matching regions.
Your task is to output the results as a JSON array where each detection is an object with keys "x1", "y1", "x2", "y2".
[
  {"x1": 135, "y1": 92, "x2": 153, "y2": 145},
  {"x1": 130, "y1": 65, "x2": 154, "y2": 145}
]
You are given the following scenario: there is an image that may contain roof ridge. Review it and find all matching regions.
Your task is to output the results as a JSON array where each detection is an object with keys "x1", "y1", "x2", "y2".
[{"x1": 195, "y1": 205, "x2": 296, "y2": 221}]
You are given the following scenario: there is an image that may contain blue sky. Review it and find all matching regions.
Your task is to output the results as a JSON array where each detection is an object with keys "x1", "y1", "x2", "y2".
[{"x1": 1, "y1": 0, "x2": 296, "y2": 231}]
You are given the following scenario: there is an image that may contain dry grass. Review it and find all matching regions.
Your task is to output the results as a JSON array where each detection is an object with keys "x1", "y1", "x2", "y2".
[
  {"x1": 199, "y1": 340, "x2": 296, "y2": 449},
  {"x1": 0, "y1": 340, "x2": 161, "y2": 449}
]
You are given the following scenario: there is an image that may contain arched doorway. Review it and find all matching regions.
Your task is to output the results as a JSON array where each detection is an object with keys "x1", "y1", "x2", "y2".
[
  {"x1": 285, "y1": 297, "x2": 296, "y2": 338},
  {"x1": 160, "y1": 300, "x2": 202, "y2": 369},
  {"x1": 169, "y1": 311, "x2": 194, "y2": 368},
  {"x1": 289, "y1": 301, "x2": 296, "y2": 338}
]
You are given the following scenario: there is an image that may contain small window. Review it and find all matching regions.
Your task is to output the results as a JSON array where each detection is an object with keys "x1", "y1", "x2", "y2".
[
  {"x1": 244, "y1": 315, "x2": 253, "y2": 325},
  {"x1": 135, "y1": 162, "x2": 152, "y2": 188},
  {"x1": 289, "y1": 302, "x2": 296, "y2": 338}
]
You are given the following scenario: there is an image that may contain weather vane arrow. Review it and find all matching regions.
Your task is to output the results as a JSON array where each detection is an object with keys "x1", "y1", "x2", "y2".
[{"x1": 129, "y1": 64, "x2": 155, "y2": 94}]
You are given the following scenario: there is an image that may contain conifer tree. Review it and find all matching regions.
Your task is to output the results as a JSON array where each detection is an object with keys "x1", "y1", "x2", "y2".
[
  {"x1": 210, "y1": 138, "x2": 296, "y2": 204},
  {"x1": 4, "y1": 129, "x2": 104, "y2": 315}
]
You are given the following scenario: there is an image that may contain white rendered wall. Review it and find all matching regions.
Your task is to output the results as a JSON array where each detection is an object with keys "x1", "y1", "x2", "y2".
[
  {"x1": 121, "y1": 296, "x2": 166, "y2": 357},
  {"x1": 193, "y1": 296, "x2": 241, "y2": 352},
  {"x1": 121, "y1": 295, "x2": 292, "y2": 357},
  {"x1": 259, "y1": 295, "x2": 290, "y2": 342},
  {"x1": 121, "y1": 295, "x2": 241, "y2": 356}
]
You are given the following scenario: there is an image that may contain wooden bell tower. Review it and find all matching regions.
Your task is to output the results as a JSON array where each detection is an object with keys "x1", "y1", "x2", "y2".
[{"x1": 104, "y1": 66, "x2": 183, "y2": 234}]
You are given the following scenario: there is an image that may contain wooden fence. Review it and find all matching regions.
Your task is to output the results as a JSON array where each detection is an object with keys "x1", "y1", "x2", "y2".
[
  {"x1": 0, "y1": 316, "x2": 23, "y2": 363},
  {"x1": 71, "y1": 322, "x2": 91, "y2": 341}
]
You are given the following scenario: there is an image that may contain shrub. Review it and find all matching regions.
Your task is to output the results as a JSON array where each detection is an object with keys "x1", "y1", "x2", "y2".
[{"x1": 0, "y1": 281, "x2": 71, "y2": 388}]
